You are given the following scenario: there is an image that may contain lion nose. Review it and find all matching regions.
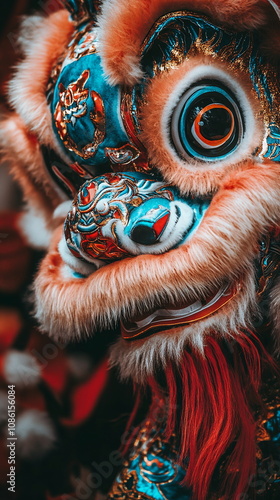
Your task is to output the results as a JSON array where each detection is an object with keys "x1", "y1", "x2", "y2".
[{"x1": 130, "y1": 213, "x2": 170, "y2": 245}]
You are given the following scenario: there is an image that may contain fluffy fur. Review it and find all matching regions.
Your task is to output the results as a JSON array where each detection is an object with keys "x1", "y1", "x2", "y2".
[
  {"x1": 8, "y1": 10, "x2": 74, "y2": 149},
  {"x1": 53, "y1": 200, "x2": 73, "y2": 220},
  {"x1": 3, "y1": 351, "x2": 41, "y2": 388},
  {"x1": 33, "y1": 160, "x2": 280, "y2": 341},
  {"x1": 140, "y1": 57, "x2": 263, "y2": 196},
  {"x1": 96, "y1": 0, "x2": 275, "y2": 85},
  {"x1": 0, "y1": 113, "x2": 63, "y2": 224},
  {"x1": 18, "y1": 205, "x2": 53, "y2": 249},
  {"x1": 1, "y1": 11, "x2": 75, "y2": 226}
]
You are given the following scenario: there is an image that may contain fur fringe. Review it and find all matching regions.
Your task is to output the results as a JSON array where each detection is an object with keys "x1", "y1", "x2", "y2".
[
  {"x1": 96, "y1": 0, "x2": 275, "y2": 85},
  {"x1": 0, "y1": 113, "x2": 63, "y2": 223},
  {"x1": 8, "y1": 10, "x2": 74, "y2": 148}
]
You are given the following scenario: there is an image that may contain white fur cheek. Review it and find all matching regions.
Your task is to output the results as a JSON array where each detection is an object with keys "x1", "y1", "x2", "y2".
[
  {"x1": 53, "y1": 200, "x2": 73, "y2": 221},
  {"x1": 18, "y1": 206, "x2": 52, "y2": 250},
  {"x1": 161, "y1": 64, "x2": 262, "y2": 172}
]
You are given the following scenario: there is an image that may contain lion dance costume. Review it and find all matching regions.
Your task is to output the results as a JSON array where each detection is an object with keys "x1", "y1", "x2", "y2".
[{"x1": 1, "y1": 0, "x2": 280, "y2": 498}]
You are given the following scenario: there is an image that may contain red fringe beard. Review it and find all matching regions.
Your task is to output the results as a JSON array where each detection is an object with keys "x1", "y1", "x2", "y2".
[{"x1": 126, "y1": 331, "x2": 275, "y2": 500}]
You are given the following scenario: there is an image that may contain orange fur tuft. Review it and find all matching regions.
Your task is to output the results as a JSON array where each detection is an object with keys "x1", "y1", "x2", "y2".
[
  {"x1": 97, "y1": 0, "x2": 273, "y2": 85},
  {"x1": 0, "y1": 113, "x2": 63, "y2": 223},
  {"x1": 8, "y1": 10, "x2": 74, "y2": 149}
]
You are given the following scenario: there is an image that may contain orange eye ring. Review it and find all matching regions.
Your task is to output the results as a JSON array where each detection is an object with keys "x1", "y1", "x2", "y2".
[{"x1": 193, "y1": 104, "x2": 234, "y2": 148}]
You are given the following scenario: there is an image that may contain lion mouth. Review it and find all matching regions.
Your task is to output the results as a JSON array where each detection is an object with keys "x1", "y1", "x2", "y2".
[{"x1": 121, "y1": 282, "x2": 240, "y2": 340}]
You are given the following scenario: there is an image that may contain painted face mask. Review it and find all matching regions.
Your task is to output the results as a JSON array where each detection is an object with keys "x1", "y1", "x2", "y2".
[
  {"x1": 3, "y1": 1, "x2": 280, "y2": 500},
  {"x1": 63, "y1": 171, "x2": 210, "y2": 263}
]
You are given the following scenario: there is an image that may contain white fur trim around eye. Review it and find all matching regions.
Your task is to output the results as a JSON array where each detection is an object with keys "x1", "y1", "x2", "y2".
[{"x1": 161, "y1": 64, "x2": 261, "y2": 171}]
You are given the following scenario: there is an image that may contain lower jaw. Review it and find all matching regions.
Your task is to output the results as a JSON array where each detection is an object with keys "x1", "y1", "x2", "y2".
[{"x1": 121, "y1": 281, "x2": 241, "y2": 341}]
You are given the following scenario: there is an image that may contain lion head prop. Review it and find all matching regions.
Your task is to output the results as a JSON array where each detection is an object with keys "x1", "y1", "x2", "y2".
[{"x1": 2, "y1": 0, "x2": 280, "y2": 498}]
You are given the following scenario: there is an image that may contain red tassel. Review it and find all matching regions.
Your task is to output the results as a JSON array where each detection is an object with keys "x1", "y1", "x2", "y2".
[{"x1": 148, "y1": 332, "x2": 272, "y2": 500}]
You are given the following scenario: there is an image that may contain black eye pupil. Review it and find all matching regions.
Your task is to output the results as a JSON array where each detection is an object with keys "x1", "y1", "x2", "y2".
[
  {"x1": 199, "y1": 108, "x2": 232, "y2": 141},
  {"x1": 171, "y1": 83, "x2": 244, "y2": 162}
]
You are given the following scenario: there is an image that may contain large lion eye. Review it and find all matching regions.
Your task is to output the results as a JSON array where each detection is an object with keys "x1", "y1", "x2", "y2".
[{"x1": 171, "y1": 82, "x2": 244, "y2": 162}]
